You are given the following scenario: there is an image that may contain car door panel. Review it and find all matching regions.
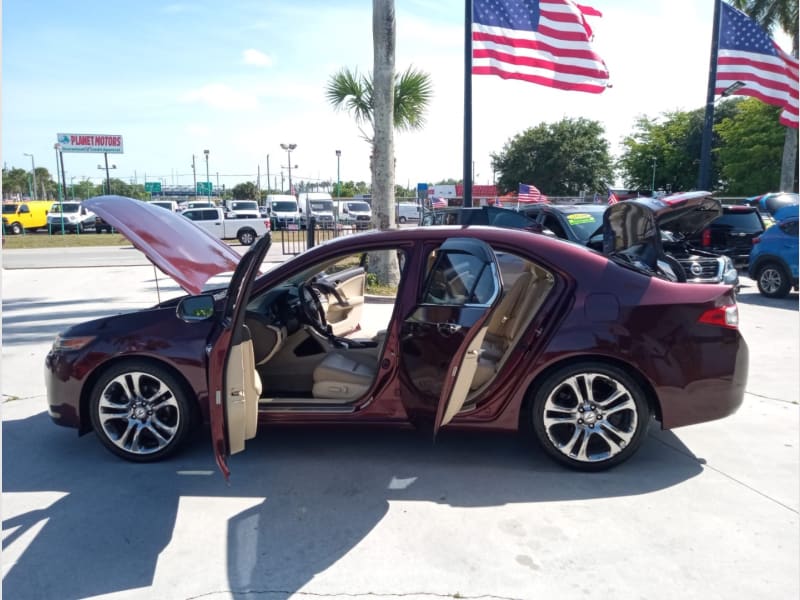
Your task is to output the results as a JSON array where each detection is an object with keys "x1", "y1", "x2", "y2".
[
  {"x1": 399, "y1": 238, "x2": 502, "y2": 435},
  {"x1": 315, "y1": 266, "x2": 366, "y2": 336}
]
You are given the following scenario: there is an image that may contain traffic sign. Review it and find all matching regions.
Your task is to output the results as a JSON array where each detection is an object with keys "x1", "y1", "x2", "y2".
[
  {"x1": 144, "y1": 182, "x2": 162, "y2": 193},
  {"x1": 196, "y1": 181, "x2": 213, "y2": 195}
]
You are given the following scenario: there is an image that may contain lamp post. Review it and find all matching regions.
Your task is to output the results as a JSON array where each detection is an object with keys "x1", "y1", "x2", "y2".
[
  {"x1": 191, "y1": 154, "x2": 197, "y2": 200},
  {"x1": 651, "y1": 157, "x2": 657, "y2": 194},
  {"x1": 280, "y1": 143, "x2": 297, "y2": 195},
  {"x1": 335, "y1": 150, "x2": 341, "y2": 198},
  {"x1": 97, "y1": 163, "x2": 117, "y2": 194},
  {"x1": 70, "y1": 176, "x2": 77, "y2": 200},
  {"x1": 203, "y1": 149, "x2": 210, "y2": 202},
  {"x1": 53, "y1": 144, "x2": 65, "y2": 235},
  {"x1": 23, "y1": 153, "x2": 36, "y2": 200}
]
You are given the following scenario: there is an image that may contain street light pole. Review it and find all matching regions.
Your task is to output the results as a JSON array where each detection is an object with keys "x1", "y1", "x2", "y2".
[
  {"x1": 192, "y1": 154, "x2": 197, "y2": 200},
  {"x1": 97, "y1": 163, "x2": 117, "y2": 194},
  {"x1": 651, "y1": 157, "x2": 657, "y2": 193},
  {"x1": 23, "y1": 153, "x2": 36, "y2": 200},
  {"x1": 335, "y1": 150, "x2": 341, "y2": 198},
  {"x1": 266, "y1": 154, "x2": 270, "y2": 195},
  {"x1": 280, "y1": 143, "x2": 297, "y2": 195},
  {"x1": 204, "y1": 149, "x2": 210, "y2": 202},
  {"x1": 53, "y1": 144, "x2": 65, "y2": 235}
]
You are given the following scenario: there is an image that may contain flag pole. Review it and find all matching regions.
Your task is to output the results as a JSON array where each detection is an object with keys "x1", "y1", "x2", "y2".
[
  {"x1": 698, "y1": 0, "x2": 722, "y2": 190},
  {"x1": 463, "y1": 0, "x2": 473, "y2": 207}
]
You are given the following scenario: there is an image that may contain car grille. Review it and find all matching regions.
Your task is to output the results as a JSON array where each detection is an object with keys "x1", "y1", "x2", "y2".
[
  {"x1": 678, "y1": 256, "x2": 724, "y2": 283},
  {"x1": 356, "y1": 215, "x2": 370, "y2": 221}
]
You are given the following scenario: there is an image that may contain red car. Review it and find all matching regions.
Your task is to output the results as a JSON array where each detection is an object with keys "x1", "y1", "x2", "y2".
[{"x1": 45, "y1": 196, "x2": 748, "y2": 476}]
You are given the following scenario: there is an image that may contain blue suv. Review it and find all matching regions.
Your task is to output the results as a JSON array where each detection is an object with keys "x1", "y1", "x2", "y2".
[{"x1": 748, "y1": 205, "x2": 798, "y2": 298}]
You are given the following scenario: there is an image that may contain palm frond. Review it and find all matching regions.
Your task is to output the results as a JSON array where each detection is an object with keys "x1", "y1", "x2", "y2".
[
  {"x1": 393, "y1": 67, "x2": 434, "y2": 132},
  {"x1": 326, "y1": 68, "x2": 373, "y2": 127}
]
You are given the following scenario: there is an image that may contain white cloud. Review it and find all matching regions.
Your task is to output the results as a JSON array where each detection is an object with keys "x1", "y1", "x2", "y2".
[
  {"x1": 181, "y1": 84, "x2": 259, "y2": 110},
  {"x1": 243, "y1": 49, "x2": 273, "y2": 67}
]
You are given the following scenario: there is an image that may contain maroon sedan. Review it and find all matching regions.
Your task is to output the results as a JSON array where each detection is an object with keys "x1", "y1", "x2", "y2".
[{"x1": 45, "y1": 196, "x2": 748, "y2": 477}]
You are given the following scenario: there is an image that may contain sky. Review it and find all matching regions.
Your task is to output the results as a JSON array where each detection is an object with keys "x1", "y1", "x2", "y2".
[{"x1": 2, "y1": 0, "x2": 793, "y2": 193}]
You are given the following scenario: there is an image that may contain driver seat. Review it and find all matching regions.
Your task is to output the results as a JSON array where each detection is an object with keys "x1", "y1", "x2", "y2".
[{"x1": 312, "y1": 352, "x2": 376, "y2": 400}]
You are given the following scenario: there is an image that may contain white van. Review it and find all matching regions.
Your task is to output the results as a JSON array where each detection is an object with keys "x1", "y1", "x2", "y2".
[
  {"x1": 265, "y1": 194, "x2": 300, "y2": 229},
  {"x1": 298, "y1": 192, "x2": 335, "y2": 228},
  {"x1": 149, "y1": 200, "x2": 179, "y2": 212},
  {"x1": 335, "y1": 199, "x2": 372, "y2": 229},
  {"x1": 396, "y1": 202, "x2": 420, "y2": 224},
  {"x1": 224, "y1": 199, "x2": 260, "y2": 219}
]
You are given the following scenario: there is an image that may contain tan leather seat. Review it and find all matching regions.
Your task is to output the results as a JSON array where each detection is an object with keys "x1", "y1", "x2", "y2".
[{"x1": 312, "y1": 352, "x2": 376, "y2": 400}]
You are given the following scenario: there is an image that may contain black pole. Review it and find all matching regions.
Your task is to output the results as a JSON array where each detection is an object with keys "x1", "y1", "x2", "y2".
[
  {"x1": 698, "y1": 0, "x2": 722, "y2": 190},
  {"x1": 463, "y1": 0, "x2": 473, "y2": 207},
  {"x1": 59, "y1": 148, "x2": 67, "y2": 234},
  {"x1": 104, "y1": 153, "x2": 111, "y2": 195}
]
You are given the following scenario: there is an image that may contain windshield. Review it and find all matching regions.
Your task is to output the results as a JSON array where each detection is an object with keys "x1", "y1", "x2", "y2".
[
  {"x1": 562, "y1": 208, "x2": 605, "y2": 241},
  {"x1": 272, "y1": 201, "x2": 297, "y2": 212},
  {"x1": 231, "y1": 201, "x2": 258, "y2": 211},
  {"x1": 51, "y1": 203, "x2": 80, "y2": 214},
  {"x1": 345, "y1": 202, "x2": 370, "y2": 212},
  {"x1": 310, "y1": 200, "x2": 333, "y2": 212},
  {"x1": 2, "y1": 204, "x2": 18, "y2": 214}
]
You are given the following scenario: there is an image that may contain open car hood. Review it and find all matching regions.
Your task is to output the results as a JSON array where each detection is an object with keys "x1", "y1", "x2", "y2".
[
  {"x1": 85, "y1": 195, "x2": 241, "y2": 295},
  {"x1": 603, "y1": 192, "x2": 721, "y2": 253}
]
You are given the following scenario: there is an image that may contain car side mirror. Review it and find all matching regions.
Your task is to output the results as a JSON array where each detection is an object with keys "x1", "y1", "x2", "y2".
[{"x1": 176, "y1": 294, "x2": 216, "y2": 322}]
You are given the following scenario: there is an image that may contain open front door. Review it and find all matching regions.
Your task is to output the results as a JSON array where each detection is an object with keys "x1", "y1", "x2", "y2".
[
  {"x1": 207, "y1": 235, "x2": 272, "y2": 479},
  {"x1": 399, "y1": 238, "x2": 503, "y2": 436}
]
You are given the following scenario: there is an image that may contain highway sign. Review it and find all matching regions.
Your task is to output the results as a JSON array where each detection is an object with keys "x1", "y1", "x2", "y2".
[
  {"x1": 197, "y1": 181, "x2": 213, "y2": 195},
  {"x1": 144, "y1": 182, "x2": 162, "y2": 193}
]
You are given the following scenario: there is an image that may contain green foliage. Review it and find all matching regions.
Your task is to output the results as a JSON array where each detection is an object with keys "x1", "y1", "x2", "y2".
[
  {"x1": 232, "y1": 181, "x2": 258, "y2": 199},
  {"x1": 491, "y1": 117, "x2": 613, "y2": 195},
  {"x1": 715, "y1": 98, "x2": 784, "y2": 194}
]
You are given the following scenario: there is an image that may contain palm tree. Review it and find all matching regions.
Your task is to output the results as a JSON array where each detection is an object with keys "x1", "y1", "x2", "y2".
[
  {"x1": 327, "y1": 0, "x2": 432, "y2": 285},
  {"x1": 731, "y1": 0, "x2": 799, "y2": 191}
]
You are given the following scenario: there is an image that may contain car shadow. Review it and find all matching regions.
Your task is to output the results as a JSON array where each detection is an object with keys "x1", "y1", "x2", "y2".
[
  {"x1": 735, "y1": 290, "x2": 798, "y2": 310},
  {"x1": 2, "y1": 414, "x2": 703, "y2": 600}
]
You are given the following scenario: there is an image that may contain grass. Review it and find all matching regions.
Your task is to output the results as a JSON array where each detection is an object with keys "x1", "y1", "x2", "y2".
[{"x1": 3, "y1": 231, "x2": 130, "y2": 249}]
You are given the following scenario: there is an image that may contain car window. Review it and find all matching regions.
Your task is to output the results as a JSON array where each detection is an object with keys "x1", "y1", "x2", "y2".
[
  {"x1": 715, "y1": 211, "x2": 763, "y2": 230},
  {"x1": 422, "y1": 249, "x2": 494, "y2": 305},
  {"x1": 563, "y1": 212, "x2": 602, "y2": 241},
  {"x1": 780, "y1": 219, "x2": 798, "y2": 236},
  {"x1": 542, "y1": 215, "x2": 567, "y2": 238},
  {"x1": 488, "y1": 210, "x2": 535, "y2": 228}
]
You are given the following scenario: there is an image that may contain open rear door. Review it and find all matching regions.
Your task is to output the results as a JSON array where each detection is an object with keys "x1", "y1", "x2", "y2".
[
  {"x1": 207, "y1": 235, "x2": 272, "y2": 480},
  {"x1": 399, "y1": 237, "x2": 503, "y2": 435}
]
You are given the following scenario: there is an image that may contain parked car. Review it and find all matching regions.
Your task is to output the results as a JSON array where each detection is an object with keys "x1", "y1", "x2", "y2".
[
  {"x1": 265, "y1": 194, "x2": 301, "y2": 230},
  {"x1": 743, "y1": 192, "x2": 798, "y2": 218},
  {"x1": 181, "y1": 205, "x2": 270, "y2": 246},
  {"x1": 94, "y1": 216, "x2": 115, "y2": 234},
  {"x1": 421, "y1": 205, "x2": 542, "y2": 230},
  {"x1": 748, "y1": 205, "x2": 798, "y2": 298},
  {"x1": 46, "y1": 201, "x2": 96, "y2": 233},
  {"x1": 397, "y1": 202, "x2": 421, "y2": 224},
  {"x1": 44, "y1": 196, "x2": 747, "y2": 477},
  {"x1": 2, "y1": 200, "x2": 53, "y2": 234},
  {"x1": 149, "y1": 200, "x2": 179, "y2": 212},
  {"x1": 688, "y1": 204, "x2": 766, "y2": 268}
]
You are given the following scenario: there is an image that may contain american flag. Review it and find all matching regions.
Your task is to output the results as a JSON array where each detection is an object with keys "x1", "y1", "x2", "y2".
[
  {"x1": 715, "y1": 2, "x2": 799, "y2": 128},
  {"x1": 472, "y1": 0, "x2": 609, "y2": 94},
  {"x1": 518, "y1": 183, "x2": 545, "y2": 203},
  {"x1": 607, "y1": 188, "x2": 619, "y2": 205},
  {"x1": 431, "y1": 197, "x2": 448, "y2": 209}
]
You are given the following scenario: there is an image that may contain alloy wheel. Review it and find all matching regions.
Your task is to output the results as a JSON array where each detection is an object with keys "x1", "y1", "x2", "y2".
[{"x1": 758, "y1": 266, "x2": 784, "y2": 295}]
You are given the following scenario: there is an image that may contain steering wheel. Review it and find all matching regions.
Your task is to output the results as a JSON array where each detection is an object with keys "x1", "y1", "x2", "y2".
[{"x1": 300, "y1": 283, "x2": 328, "y2": 333}]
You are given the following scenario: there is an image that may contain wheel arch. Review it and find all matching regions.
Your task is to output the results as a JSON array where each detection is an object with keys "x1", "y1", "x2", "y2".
[
  {"x1": 750, "y1": 253, "x2": 790, "y2": 275},
  {"x1": 79, "y1": 354, "x2": 201, "y2": 434},
  {"x1": 517, "y1": 354, "x2": 662, "y2": 431}
]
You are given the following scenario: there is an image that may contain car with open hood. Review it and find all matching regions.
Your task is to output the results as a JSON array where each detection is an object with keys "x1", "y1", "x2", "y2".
[{"x1": 44, "y1": 195, "x2": 747, "y2": 477}]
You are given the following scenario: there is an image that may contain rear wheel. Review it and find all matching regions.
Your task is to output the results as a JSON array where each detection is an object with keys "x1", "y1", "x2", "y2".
[
  {"x1": 10, "y1": 222, "x2": 23, "y2": 235},
  {"x1": 89, "y1": 361, "x2": 192, "y2": 462},
  {"x1": 399, "y1": 216, "x2": 407, "y2": 224},
  {"x1": 238, "y1": 229, "x2": 256, "y2": 245},
  {"x1": 530, "y1": 362, "x2": 650, "y2": 471},
  {"x1": 756, "y1": 262, "x2": 791, "y2": 298}
]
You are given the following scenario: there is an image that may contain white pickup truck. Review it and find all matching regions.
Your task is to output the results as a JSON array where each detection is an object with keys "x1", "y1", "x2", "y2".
[{"x1": 181, "y1": 206, "x2": 270, "y2": 246}]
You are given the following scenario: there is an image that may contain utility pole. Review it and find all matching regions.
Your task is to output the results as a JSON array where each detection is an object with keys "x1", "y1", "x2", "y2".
[
  {"x1": 192, "y1": 154, "x2": 197, "y2": 200},
  {"x1": 266, "y1": 154, "x2": 270, "y2": 195}
]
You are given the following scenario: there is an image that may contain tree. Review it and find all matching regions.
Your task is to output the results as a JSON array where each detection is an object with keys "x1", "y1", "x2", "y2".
[
  {"x1": 232, "y1": 182, "x2": 258, "y2": 199},
  {"x1": 491, "y1": 118, "x2": 613, "y2": 196},
  {"x1": 326, "y1": 1, "x2": 433, "y2": 285},
  {"x1": 715, "y1": 98, "x2": 785, "y2": 194},
  {"x1": 2, "y1": 167, "x2": 30, "y2": 198},
  {"x1": 730, "y1": 0, "x2": 799, "y2": 191}
]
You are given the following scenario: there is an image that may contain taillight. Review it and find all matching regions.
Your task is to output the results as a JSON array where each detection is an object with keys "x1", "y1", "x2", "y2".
[
  {"x1": 264, "y1": 217, "x2": 271, "y2": 230},
  {"x1": 702, "y1": 229, "x2": 711, "y2": 247},
  {"x1": 752, "y1": 236, "x2": 760, "y2": 245},
  {"x1": 698, "y1": 305, "x2": 739, "y2": 329}
]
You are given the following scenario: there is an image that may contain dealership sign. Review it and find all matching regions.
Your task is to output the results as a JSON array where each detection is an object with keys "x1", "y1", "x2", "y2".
[{"x1": 56, "y1": 133, "x2": 124, "y2": 153}]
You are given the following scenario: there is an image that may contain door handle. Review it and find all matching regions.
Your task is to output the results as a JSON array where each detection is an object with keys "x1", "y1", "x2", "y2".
[{"x1": 437, "y1": 322, "x2": 462, "y2": 335}]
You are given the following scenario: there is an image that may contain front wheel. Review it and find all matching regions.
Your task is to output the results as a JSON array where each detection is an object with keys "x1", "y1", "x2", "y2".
[
  {"x1": 530, "y1": 362, "x2": 650, "y2": 471},
  {"x1": 10, "y1": 222, "x2": 23, "y2": 235},
  {"x1": 756, "y1": 262, "x2": 791, "y2": 298},
  {"x1": 399, "y1": 216, "x2": 407, "y2": 224},
  {"x1": 89, "y1": 361, "x2": 192, "y2": 462},
  {"x1": 238, "y1": 229, "x2": 256, "y2": 246}
]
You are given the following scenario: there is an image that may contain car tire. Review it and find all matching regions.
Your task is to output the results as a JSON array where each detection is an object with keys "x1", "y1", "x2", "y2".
[
  {"x1": 10, "y1": 222, "x2": 23, "y2": 235},
  {"x1": 89, "y1": 361, "x2": 192, "y2": 462},
  {"x1": 756, "y1": 262, "x2": 791, "y2": 298},
  {"x1": 238, "y1": 229, "x2": 256, "y2": 246},
  {"x1": 399, "y1": 216, "x2": 407, "y2": 224},
  {"x1": 529, "y1": 362, "x2": 650, "y2": 471}
]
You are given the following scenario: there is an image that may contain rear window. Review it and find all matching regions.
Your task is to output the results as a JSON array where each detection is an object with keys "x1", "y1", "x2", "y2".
[
  {"x1": 2, "y1": 204, "x2": 18, "y2": 214},
  {"x1": 715, "y1": 210, "x2": 763, "y2": 230}
]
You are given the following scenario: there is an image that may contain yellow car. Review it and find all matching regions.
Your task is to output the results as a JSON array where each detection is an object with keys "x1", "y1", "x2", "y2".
[{"x1": 2, "y1": 200, "x2": 54, "y2": 234}]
